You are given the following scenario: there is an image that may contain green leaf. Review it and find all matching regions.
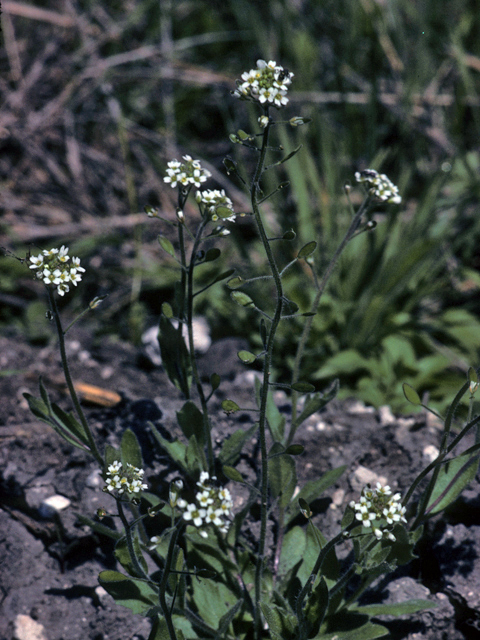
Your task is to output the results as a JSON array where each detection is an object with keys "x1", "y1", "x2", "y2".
[
  {"x1": 150, "y1": 423, "x2": 187, "y2": 472},
  {"x1": 315, "y1": 621, "x2": 389, "y2": 639},
  {"x1": 205, "y1": 248, "x2": 221, "y2": 262},
  {"x1": 222, "y1": 465, "x2": 244, "y2": 483},
  {"x1": 297, "y1": 520, "x2": 339, "y2": 587},
  {"x1": 237, "y1": 129, "x2": 250, "y2": 140},
  {"x1": 210, "y1": 373, "x2": 221, "y2": 391},
  {"x1": 148, "y1": 615, "x2": 172, "y2": 640},
  {"x1": 185, "y1": 434, "x2": 206, "y2": 475},
  {"x1": 227, "y1": 276, "x2": 244, "y2": 289},
  {"x1": 157, "y1": 235, "x2": 175, "y2": 258},
  {"x1": 218, "y1": 424, "x2": 258, "y2": 465},
  {"x1": 269, "y1": 442, "x2": 297, "y2": 508},
  {"x1": 23, "y1": 393, "x2": 91, "y2": 453},
  {"x1": 158, "y1": 316, "x2": 192, "y2": 397},
  {"x1": 98, "y1": 571, "x2": 158, "y2": 616},
  {"x1": 285, "y1": 444, "x2": 304, "y2": 455},
  {"x1": 210, "y1": 268, "x2": 235, "y2": 285},
  {"x1": 238, "y1": 350, "x2": 256, "y2": 364},
  {"x1": 161, "y1": 302, "x2": 174, "y2": 318},
  {"x1": 283, "y1": 229, "x2": 296, "y2": 240},
  {"x1": 51, "y1": 402, "x2": 88, "y2": 445},
  {"x1": 293, "y1": 381, "x2": 339, "y2": 428},
  {"x1": 304, "y1": 576, "x2": 329, "y2": 637},
  {"x1": 216, "y1": 205, "x2": 235, "y2": 219},
  {"x1": 403, "y1": 383, "x2": 421, "y2": 405},
  {"x1": 426, "y1": 451, "x2": 479, "y2": 515},
  {"x1": 255, "y1": 376, "x2": 285, "y2": 441},
  {"x1": 231, "y1": 291, "x2": 255, "y2": 308},
  {"x1": 298, "y1": 241, "x2": 317, "y2": 259},
  {"x1": 38, "y1": 377, "x2": 52, "y2": 413},
  {"x1": 282, "y1": 297, "x2": 299, "y2": 315},
  {"x1": 278, "y1": 526, "x2": 306, "y2": 577},
  {"x1": 291, "y1": 382, "x2": 315, "y2": 393},
  {"x1": 351, "y1": 599, "x2": 436, "y2": 617},
  {"x1": 115, "y1": 535, "x2": 148, "y2": 577},
  {"x1": 221, "y1": 399, "x2": 240, "y2": 414},
  {"x1": 216, "y1": 599, "x2": 243, "y2": 639},
  {"x1": 75, "y1": 514, "x2": 122, "y2": 540},
  {"x1": 121, "y1": 428, "x2": 143, "y2": 469},
  {"x1": 177, "y1": 401, "x2": 205, "y2": 446},
  {"x1": 191, "y1": 579, "x2": 238, "y2": 629},
  {"x1": 260, "y1": 603, "x2": 297, "y2": 640}
]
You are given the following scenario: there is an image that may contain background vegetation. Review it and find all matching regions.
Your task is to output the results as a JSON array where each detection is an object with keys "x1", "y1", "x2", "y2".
[{"x1": 1, "y1": 0, "x2": 480, "y2": 412}]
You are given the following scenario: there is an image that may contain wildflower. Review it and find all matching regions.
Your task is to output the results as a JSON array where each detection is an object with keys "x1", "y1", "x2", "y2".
[
  {"x1": 196, "y1": 189, "x2": 236, "y2": 222},
  {"x1": 349, "y1": 482, "x2": 406, "y2": 540},
  {"x1": 183, "y1": 503, "x2": 206, "y2": 527},
  {"x1": 173, "y1": 471, "x2": 232, "y2": 538},
  {"x1": 355, "y1": 169, "x2": 402, "y2": 204},
  {"x1": 29, "y1": 246, "x2": 85, "y2": 296},
  {"x1": 163, "y1": 156, "x2": 211, "y2": 190},
  {"x1": 103, "y1": 461, "x2": 148, "y2": 497},
  {"x1": 233, "y1": 60, "x2": 294, "y2": 108}
]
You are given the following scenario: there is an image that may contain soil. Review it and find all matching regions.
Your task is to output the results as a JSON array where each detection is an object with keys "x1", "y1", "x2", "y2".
[{"x1": 1, "y1": 328, "x2": 480, "y2": 640}]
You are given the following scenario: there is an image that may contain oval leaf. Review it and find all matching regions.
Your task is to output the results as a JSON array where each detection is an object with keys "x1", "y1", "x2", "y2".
[
  {"x1": 223, "y1": 465, "x2": 245, "y2": 483},
  {"x1": 238, "y1": 350, "x2": 256, "y2": 364},
  {"x1": 158, "y1": 235, "x2": 175, "y2": 258},
  {"x1": 282, "y1": 229, "x2": 296, "y2": 240},
  {"x1": 231, "y1": 291, "x2": 255, "y2": 308},
  {"x1": 297, "y1": 241, "x2": 317, "y2": 259},
  {"x1": 205, "y1": 248, "x2": 221, "y2": 262},
  {"x1": 161, "y1": 302, "x2": 174, "y2": 319},
  {"x1": 291, "y1": 382, "x2": 315, "y2": 393},
  {"x1": 210, "y1": 373, "x2": 221, "y2": 391},
  {"x1": 227, "y1": 276, "x2": 244, "y2": 289},
  {"x1": 285, "y1": 444, "x2": 305, "y2": 455},
  {"x1": 222, "y1": 399, "x2": 240, "y2": 414},
  {"x1": 403, "y1": 382, "x2": 421, "y2": 405}
]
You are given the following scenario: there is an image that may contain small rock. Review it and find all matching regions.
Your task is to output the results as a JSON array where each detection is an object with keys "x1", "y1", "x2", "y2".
[
  {"x1": 13, "y1": 614, "x2": 48, "y2": 640},
  {"x1": 38, "y1": 495, "x2": 71, "y2": 518},
  {"x1": 86, "y1": 469, "x2": 103, "y2": 489},
  {"x1": 350, "y1": 466, "x2": 387, "y2": 492},
  {"x1": 142, "y1": 317, "x2": 211, "y2": 366},
  {"x1": 378, "y1": 405, "x2": 396, "y2": 425},
  {"x1": 423, "y1": 444, "x2": 439, "y2": 463}
]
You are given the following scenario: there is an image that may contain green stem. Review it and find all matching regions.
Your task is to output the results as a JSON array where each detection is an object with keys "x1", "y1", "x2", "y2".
[
  {"x1": 158, "y1": 525, "x2": 180, "y2": 640},
  {"x1": 251, "y1": 112, "x2": 285, "y2": 640},
  {"x1": 186, "y1": 217, "x2": 215, "y2": 473},
  {"x1": 47, "y1": 287, "x2": 103, "y2": 465},
  {"x1": 117, "y1": 500, "x2": 150, "y2": 581},
  {"x1": 289, "y1": 196, "x2": 372, "y2": 442}
]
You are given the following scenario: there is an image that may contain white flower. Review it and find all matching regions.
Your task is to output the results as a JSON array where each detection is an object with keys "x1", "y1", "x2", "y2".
[
  {"x1": 205, "y1": 507, "x2": 224, "y2": 526},
  {"x1": 355, "y1": 169, "x2": 401, "y2": 204},
  {"x1": 29, "y1": 254, "x2": 44, "y2": 270},
  {"x1": 183, "y1": 503, "x2": 206, "y2": 527},
  {"x1": 233, "y1": 61, "x2": 294, "y2": 108}
]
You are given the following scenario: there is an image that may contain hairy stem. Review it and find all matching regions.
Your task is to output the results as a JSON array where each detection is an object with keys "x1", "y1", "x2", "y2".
[
  {"x1": 47, "y1": 287, "x2": 102, "y2": 465},
  {"x1": 289, "y1": 196, "x2": 372, "y2": 441},
  {"x1": 251, "y1": 113, "x2": 284, "y2": 640}
]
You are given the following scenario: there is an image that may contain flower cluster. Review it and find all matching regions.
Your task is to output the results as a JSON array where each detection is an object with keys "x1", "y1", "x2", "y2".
[
  {"x1": 104, "y1": 461, "x2": 148, "y2": 496},
  {"x1": 233, "y1": 59, "x2": 294, "y2": 108},
  {"x1": 355, "y1": 169, "x2": 402, "y2": 204},
  {"x1": 349, "y1": 482, "x2": 407, "y2": 541},
  {"x1": 29, "y1": 246, "x2": 85, "y2": 296},
  {"x1": 163, "y1": 155, "x2": 211, "y2": 189},
  {"x1": 177, "y1": 471, "x2": 233, "y2": 539},
  {"x1": 195, "y1": 189, "x2": 236, "y2": 222}
]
